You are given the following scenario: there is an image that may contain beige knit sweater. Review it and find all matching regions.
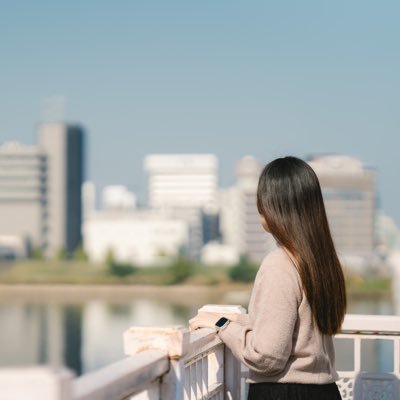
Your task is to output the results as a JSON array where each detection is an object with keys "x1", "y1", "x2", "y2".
[{"x1": 219, "y1": 247, "x2": 339, "y2": 384}]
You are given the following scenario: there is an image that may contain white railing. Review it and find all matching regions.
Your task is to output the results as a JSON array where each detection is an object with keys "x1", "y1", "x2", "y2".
[
  {"x1": 1, "y1": 309, "x2": 399, "y2": 400},
  {"x1": 335, "y1": 314, "x2": 400, "y2": 400},
  {"x1": 122, "y1": 304, "x2": 245, "y2": 400},
  {"x1": 74, "y1": 350, "x2": 169, "y2": 400}
]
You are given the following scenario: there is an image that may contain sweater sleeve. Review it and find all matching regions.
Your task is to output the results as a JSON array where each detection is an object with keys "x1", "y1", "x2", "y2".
[{"x1": 218, "y1": 256, "x2": 302, "y2": 376}]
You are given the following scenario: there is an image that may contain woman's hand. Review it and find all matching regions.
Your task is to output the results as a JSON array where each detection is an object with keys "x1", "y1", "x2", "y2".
[
  {"x1": 188, "y1": 312, "x2": 238, "y2": 331},
  {"x1": 189, "y1": 312, "x2": 220, "y2": 331}
]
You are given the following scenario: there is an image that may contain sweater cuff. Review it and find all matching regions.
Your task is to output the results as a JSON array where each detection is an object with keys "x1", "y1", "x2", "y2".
[{"x1": 218, "y1": 318, "x2": 248, "y2": 345}]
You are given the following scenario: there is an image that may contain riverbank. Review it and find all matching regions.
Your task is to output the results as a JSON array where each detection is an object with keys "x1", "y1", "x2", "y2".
[
  {"x1": 0, "y1": 283, "x2": 253, "y2": 305},
  {"x1": 0, "y1": 260, "x2": 393, "y2": 299},
  {"x1": 0, "y1": 279, "x2": 392, "y2": 309},
  {"x1": 0, "y1": 259, "x2": 235, "y2": 285}
]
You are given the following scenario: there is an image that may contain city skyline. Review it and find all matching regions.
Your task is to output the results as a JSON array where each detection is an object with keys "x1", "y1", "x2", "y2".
[
  {"x1": 0, "y1": 1, "x2": 399, "y2": 223},
  {"x1": 0, "y1": 123, "x2": 85, "y2": 258}
]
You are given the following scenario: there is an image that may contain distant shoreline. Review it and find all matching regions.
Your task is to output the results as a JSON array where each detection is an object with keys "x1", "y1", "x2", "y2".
[
  {"x1": 0, "y1": 283, "x2": 253, "y2": 305},
  {"x1": 0, "y1": 281, "x2": 391, "y2": 306}
]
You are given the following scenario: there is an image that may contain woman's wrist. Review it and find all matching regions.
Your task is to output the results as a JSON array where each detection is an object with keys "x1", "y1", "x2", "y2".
[{"x1": 215, "y1": 317, "x2": 231, "y2": 332}]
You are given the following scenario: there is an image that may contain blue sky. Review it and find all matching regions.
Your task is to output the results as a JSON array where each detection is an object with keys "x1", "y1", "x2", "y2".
[{"x1": 1, "y1": 1, "x2": 399, "y2": 222}]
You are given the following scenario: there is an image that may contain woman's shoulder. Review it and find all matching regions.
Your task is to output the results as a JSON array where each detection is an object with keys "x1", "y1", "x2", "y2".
[
  {"x1": 261, "y1": 246, "x2": 296, "y2": 270},
  {"x1": 258, "y1": 247, "x2": 302, "y2": 288}
]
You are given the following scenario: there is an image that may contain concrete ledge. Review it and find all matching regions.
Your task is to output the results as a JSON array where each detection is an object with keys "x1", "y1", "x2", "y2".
[{"x1": 124, "y1": 326, "x2": 190, "y2": 359}]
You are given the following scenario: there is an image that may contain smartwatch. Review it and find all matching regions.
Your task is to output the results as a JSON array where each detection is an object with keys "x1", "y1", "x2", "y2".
[{"x1": 215, "y1": 317, "x2": 230, "y2": 332}]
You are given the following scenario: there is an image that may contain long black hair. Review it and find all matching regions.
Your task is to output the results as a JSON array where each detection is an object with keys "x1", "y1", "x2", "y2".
[{"x1": 257, "y1": 156, "x2": 346, "y2": 335}]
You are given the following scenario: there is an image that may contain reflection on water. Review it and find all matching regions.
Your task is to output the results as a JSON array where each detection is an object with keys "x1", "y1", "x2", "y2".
[
  {"x1": 0, "y1": 290, "x2": 207, "y2": 375},
  {"x1": 0, "y1": 289, "x2": 396, "y2": 376},
  {"x1": 65, "y1": 306, "x2": 82, "y2": 375},
  {"x1": 80, "y1": 298, "x2": 193, "y2": 373}
]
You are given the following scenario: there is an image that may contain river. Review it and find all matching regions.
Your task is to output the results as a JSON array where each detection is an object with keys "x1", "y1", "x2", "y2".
[{"x1": 0, "y1": 284, "x2": 396, "y2": 376}]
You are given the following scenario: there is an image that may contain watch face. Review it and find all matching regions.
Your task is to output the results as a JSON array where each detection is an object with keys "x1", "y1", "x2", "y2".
[{"x1": 216, "y1": 317, "x2": 229, "y2": 328}]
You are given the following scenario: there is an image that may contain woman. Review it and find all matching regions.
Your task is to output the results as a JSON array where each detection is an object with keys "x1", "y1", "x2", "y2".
[{"x1": 189, "y1": 156, "x2": 346, "y2": 400}]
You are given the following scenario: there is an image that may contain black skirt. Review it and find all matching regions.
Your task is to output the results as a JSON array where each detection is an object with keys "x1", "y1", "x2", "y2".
[{"x1": 248, "y1": 382, "x2": 342, "y2": 400}]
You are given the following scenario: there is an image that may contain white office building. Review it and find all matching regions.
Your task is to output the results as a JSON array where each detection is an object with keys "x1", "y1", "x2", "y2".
[
  {"x1": 144, "y1": 154, "x2": 218, "y2": 210},
  {"x1": 83, "y1": 209, "x2": 189, "y2": 266},
  {"x1": 200, "y1": 242, "x2": 240, "y2": 266},
  {"x1": 144, "y1": 154, "x2": 219, "y2": 259},
  {"x1": 102, "y1": 185, "x2": 136, "y2": 210},
  {"x1": 82, "y1": 181, "x2": 96, "y2": 220}
]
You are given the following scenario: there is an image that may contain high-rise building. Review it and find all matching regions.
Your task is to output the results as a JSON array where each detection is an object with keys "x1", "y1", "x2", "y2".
[
  {"x1": 0, "y1": 142, "x2": 47, "y2": 256},
  {"x1": 38, "y1": 123, "x2": 85, "y2": 257},
  {"x1": 144, "y1": 154, "x2": 219, "y2": 258},
  {"x1": 220, "y1": 156, "x2": 273, "y2": 263},
  {"x1": 0, "y1": 123, "x2": 85, "y2": 258},
  {"x1": 144, "y1": 154, "x2": 218, "y2": 210},
  {"x1": 308, "y1": 155, "x2": 376, "y2": 259}
]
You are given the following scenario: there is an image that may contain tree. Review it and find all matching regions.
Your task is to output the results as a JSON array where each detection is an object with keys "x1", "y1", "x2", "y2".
[
  {"x1": 167, "y1": 257, "x2": 194, "y2": 284},
  {"x1": 31, "y1": 247, "x2": 44, "y2": 260},
  {"x1": 108, "y1": 262, "x2": 137, "y2": 277},
  {"x1": 74, "y1": 245, "x2": 89, "y2": 262},
  {"x1": 228, "y1": 255, "x2": 258, "y2": 282},
  {"x1": 56, "y1": 247, "x2": 67, "y2": 261},
  {"x1": 104, "y1": 248, "x2": 137, "y2": 277},
  {"x1": 105, "y1": 248, "x2": 115, "y2": 266}
]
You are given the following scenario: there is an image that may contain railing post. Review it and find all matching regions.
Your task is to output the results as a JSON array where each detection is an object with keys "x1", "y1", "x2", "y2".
[
  {"x1": 161, "y1": 354, "x2": 187, "y2": 400},
  {"x1": 124, "y1": 326, "x2": 190, "y2": 400},
  {"x1": 0, "y1": 366, "x2": 74, "y2": 400},
  {"x1": 198, "y1": 304, "x2": 247, "y2": 400}
]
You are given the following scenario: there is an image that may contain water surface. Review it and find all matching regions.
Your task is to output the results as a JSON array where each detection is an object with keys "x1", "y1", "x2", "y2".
[{"x1": 0, "y1": 285, "x2": 395, "y2": 375}]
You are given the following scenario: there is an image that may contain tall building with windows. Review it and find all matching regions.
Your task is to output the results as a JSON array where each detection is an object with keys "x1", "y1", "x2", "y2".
[
  {"x1": 0, "y1": 123, "x2": 85, "y2": 258},
  {"x1": 144, "y1": 154, "x2": 219, "y2": 259},
  {"x1": 38, "y1": 123, "x2": 85, "y2": 257},
  {"x1": 0, "y1": 142, "x2": 47, "y2": 256},
  {"x1": 144, "y1": 154, "x2": 218, "y2": 210},
  {"x1": 308, "y1": 155, "x2": 376, "y2": 259},
  {"x1": 220, "y1": 156, "x2": 274, "y2": 263}
]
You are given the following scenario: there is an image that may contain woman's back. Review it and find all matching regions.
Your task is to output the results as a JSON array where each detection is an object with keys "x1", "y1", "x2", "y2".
[
  {"x1": 219, "y1": 247, "x2": 339, "y2": 384},
  {"x1": 190, "y1": 156, "x2": 345, "y2": 399}
]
